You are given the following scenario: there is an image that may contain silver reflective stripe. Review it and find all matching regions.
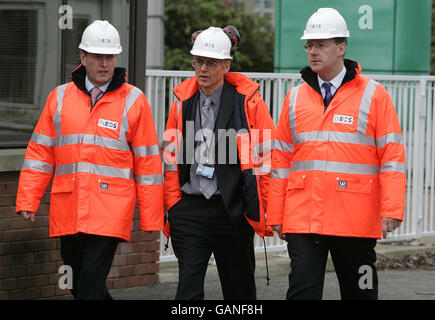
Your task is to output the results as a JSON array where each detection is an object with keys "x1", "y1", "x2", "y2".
[
  {"x1": 176, "y1": 100, "x2": 180, "y2": 116},
  {"x1": 252, "y1": 140, "x2": 274, "y2": 158},
  {"x1": 294, "y1": 131, "x2": 375, "y2": 146},
  {"x1": 161, "y1": 140, "x2": 170, "y2": 149},
  {"x1": 120, "y1": 87, "x2": 143, "y2": 143},
  {"x1": 54, "y1": 163, "x2": 76, "y2": 176},
  {"x1": 288, "y1": 85, "x2": 301, "y2": 140},
  {"x1": 30, "y1": 132, "x2": 55, "y2": 147},
  {"x1": 357, "y1": 80, "x2": 379, "y2": 135},
  {"x1": 164, "y1": 163, "x2": 178, "y2": 172},
  {"x1": 162, "y1": 141, "x2": 176, "y2": 155},
  {"x1": 55, "y1": 162, "x2": 133, "y2": 179},
  {"x1": 254, "y1": 141, "x2": 272, "y2": 154},
  {"x1": 289, "y1": 80, "x2": 379, "y2": 147},
  {"x1": 161, "y1": 140, "x2": 175, "y2": 151},
  {"x1": 90, "y1": 163, "x2": 132, "y2": 179},
  {"x1": 271, "y1": 168, "x2": 290, "y2": 179},
  {"x1": 253, "y1": 164, "x2": 271, "y2": 175},
  {"x1": 53, "y1": 84, "x2": 68, "y2": 142},
  {"x1": 58, "y1": 134, "x2": 81, "y2": 146},
  {"x1": 53, "y1": 84, "x2": 136, "y2": 151},
  {"x1": 135, "y1": 174, "x2": 163, "y2": 185},
  {"x1": 22, "y1": 159, "x2": 53, "y2": 174},
  {"x1": 94, "y1": 135, "x2": 130, "y2": 151},
  {"x1": 57, "y1": 134, "x2": 130, "y2": 151},
  {"x1": 133, "y1": 145, "x2": 160, "y2": 157},
  {"x1": 272, "y1": 139, "x2": 293, "y2": 152},
  {"x1": 290, "y1": 160, "x2": 379, "y2": 175},
  {"x1": 376, "y1": 133, "x2": 403, "y2": 149},
  {"x1": 380, "y1": 162, "x2": 405, "y2": 173}
]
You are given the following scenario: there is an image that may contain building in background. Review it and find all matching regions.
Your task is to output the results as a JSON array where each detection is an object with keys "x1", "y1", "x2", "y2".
[
  {"x1": 0, "y1": 0, "x2": 129, "y2": 147},
  {"x1": 274, "y1": 0, "x2": 432, "y2": 74},
  {"x1": 0, "y1": 0, "x2": 164, "y2": 149},
  {"x1": 231, "y1": 0, "x2": 275, "y2": 27},
  {"x1": 0, "y1": 0, "x2": 164, "y2": 301}
]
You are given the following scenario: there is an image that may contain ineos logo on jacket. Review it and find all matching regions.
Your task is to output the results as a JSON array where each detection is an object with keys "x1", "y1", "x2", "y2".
[
  {"x1": 333, "y1": 114, "x2": 353, "y2": 125},
  {"x1": 98, "y1": 119, "x2": 119, "y2": 130}
]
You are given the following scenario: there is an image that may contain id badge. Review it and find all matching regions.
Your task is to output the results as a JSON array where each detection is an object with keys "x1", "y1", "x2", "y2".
[{"x1": 196, "y1": 163, "x2": 215, "y2": 179}]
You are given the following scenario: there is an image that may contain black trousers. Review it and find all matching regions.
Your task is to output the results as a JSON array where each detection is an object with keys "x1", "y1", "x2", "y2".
[
  {"x1": 60, "y1": 233, "x2": 120, "y2": 300},
  {"x1": 169, "y1": 194, "x2": 256, "y2": 300},
  {"x1": 285, "y1": 233, "x2": 378, "y2": 300}
]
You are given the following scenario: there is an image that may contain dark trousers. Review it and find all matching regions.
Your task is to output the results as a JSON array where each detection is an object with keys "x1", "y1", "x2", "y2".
[
  {"x1": 169, "y1": 194, "x2": 256, "y2": 300},
  {"x1": 60, "y1": 233, "x2": 119, "y2": 300},
  {"x1": 285, "y1": 234, "x2": 378, "y2": 300}
]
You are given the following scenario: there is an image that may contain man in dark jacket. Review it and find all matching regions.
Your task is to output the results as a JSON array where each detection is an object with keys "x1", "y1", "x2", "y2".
[{"x1": 162, "y1": 26, "x2": 275, "y2": 300}]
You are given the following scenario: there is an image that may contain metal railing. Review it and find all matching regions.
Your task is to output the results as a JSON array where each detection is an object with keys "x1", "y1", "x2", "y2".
[{"x1": 145, "y1": 70, "x2": 435, "y2": 262}]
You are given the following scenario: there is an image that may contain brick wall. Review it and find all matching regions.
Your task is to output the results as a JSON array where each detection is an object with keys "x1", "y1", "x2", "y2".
[{"x1": 0, "y1": 171, "x2": 160, "y2": 300}]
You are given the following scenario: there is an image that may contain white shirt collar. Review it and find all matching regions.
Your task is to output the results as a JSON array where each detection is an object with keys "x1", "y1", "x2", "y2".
[
  {"x1": 85, "y1": 76, "x2": 112, "y2": 93},
  {"x1": 318, "y1": 65, "x2": 346, "y2": 93}
]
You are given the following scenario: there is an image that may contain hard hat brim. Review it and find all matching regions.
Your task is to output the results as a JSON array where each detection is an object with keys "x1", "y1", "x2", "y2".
[
  {"x1": 300, "y1": 32, "x2": 350, "y2": 40},
  {"x1": 79, "y1": 44, "x2": 122, "y2": 55},
  {"x1": 190, "y1": 48, "x2": 232, "y2": 61}
]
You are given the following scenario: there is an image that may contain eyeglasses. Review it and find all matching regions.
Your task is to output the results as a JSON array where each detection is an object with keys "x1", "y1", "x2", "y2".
[
  {"x1": 191, "y1": 58, "x2": 222, "y2": 70},
  {"x1": 304, "y1": 42, "x2": 330, "y2": 52}
]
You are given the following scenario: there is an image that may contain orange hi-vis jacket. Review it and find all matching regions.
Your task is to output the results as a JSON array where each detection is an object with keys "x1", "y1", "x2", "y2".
[
  {"x1": 16, "y1": 66, "x2": 164, "y2": 241},
  {"x1": 162, "y1": 72, "x2": 275, "y2": 238},
  {"x1": 267, "y1": 60, "x2": 406, "y2": 239}
]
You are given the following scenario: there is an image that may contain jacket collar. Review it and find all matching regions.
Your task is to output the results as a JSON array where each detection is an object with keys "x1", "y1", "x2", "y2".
[
  {"x1": 183, "y1": 81, "x2": 235, "y2": 131},
  {"x1": 71, "y1": 64, "x2": 127, "y2": 94},
  {"x1": 300, "y1": 59, "x2": 361, "y2": 94},
  {"x1": 174, "y1": 72, "x2": 260, "y2": 102}
]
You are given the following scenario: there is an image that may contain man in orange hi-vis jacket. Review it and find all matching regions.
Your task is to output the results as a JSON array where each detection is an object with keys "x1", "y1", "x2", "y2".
[
  {"x1": 15, "y1": 20, "x2": 164, "y2": 300},
  {"x1": 267, "y1": 8, "x2": 406, "y2": 300}
]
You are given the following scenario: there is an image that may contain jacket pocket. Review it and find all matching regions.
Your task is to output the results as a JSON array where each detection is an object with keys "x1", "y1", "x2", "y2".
[
  {"x1": 335, "y1": 176, "x2": 373, "y2": 194},
  {"x1": 97, "y1": 178, "x2": 134, "y2": 197},
  {"x1": 287, "y1": 173, "x2": 306, "y2": 190},
  {"x1": 51, "y1": 177, "x2": 74, "y2": 193}
]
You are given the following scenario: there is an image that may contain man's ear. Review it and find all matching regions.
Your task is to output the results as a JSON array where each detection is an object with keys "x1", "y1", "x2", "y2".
[
  {"x1": 79, "y1": 50, "x2": 87, "y2": 66},
  {"x1": 224, "y1": 60, "x2": 231, "y2": 73},
  {"x1": 337, "y1": 42, "x2": 347, "y2": 58}
]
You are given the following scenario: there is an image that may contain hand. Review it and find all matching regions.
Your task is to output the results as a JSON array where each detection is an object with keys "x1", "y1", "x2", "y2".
[
  {"x1": 19, "y1": 211, "x2": 35, "y2": 222},
  {"x1": 271, "y1": 224, "x2": 285, "y2": 240},
  {"x1": 382, "y1": 218, "x2": 402, "y2": 239}
]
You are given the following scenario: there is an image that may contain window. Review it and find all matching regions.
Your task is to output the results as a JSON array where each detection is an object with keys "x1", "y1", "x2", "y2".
[
  {"x1": 0, "y1": 0, "x2": 134, "y2": 148},
  {"x1": 0, "y1": 9, "x2": 38, "y2": 105},
  {"x1": 0, "y1": 2, "x2": 45, "y2": 147}
]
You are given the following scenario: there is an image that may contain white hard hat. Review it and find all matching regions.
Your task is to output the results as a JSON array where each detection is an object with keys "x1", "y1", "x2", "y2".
[
  {"x1": 79, "y1": 20, "x2": 122, "y2": 54},
  {"x1": 190, "y1": 27, "x2": 233, "y2": 60},
  {"x1": 301, "y1": 8, "x2": 350, "y2": 40}
]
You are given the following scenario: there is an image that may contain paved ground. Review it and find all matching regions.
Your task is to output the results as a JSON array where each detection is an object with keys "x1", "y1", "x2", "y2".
[
  {"x1": 112, "y1": 268, "x2": 435, "y2": 300},
  {"x1": 111, "y1": 237, "x2": 435, "y2": 300}
]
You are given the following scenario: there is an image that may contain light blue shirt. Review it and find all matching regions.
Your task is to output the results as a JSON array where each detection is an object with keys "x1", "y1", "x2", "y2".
[
  {"x1": 85, "y1": 76, "x2": 112, "y2": 101},
  {"x1": 318, "y1": 66, "x2": 346, "y2": 99}
]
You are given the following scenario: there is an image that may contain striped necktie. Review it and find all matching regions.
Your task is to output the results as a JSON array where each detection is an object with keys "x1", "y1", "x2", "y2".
[
  {"x1": 322, "y1": 82, "x2": 333, "y2": 107},
  {"x1": 90, "y1": 87, "x2": 102, "y2": 107}
]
